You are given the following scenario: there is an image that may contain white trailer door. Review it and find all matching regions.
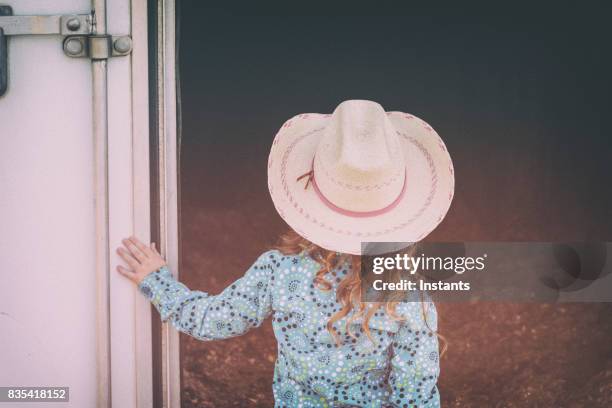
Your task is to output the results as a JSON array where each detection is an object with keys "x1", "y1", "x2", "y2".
[{"x1": 0, "y1": 1, "x2": 152, "y2": 407}]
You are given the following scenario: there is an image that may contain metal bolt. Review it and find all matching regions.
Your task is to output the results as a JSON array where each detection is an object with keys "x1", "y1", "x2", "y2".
[
  {"x1": 66, "y1": 17, "x2": 81, "y2": 32},
  {"x1": 64, "y1": 38, "x2": 84, "y2": 56},
  {"x1": 113, "y1": 36, "x2": 132, "y2": 54}
]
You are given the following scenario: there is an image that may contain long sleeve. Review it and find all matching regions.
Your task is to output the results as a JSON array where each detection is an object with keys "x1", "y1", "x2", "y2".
[
  {"x1": 137, "y1": 250, "x2": 278, "y2": 340},
  {"x1": 388, "y1": 301, "x2": 441, "y2": 407}
]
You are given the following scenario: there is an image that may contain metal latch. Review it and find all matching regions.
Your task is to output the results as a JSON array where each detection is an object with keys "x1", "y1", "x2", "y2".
[
  {"x1": 63, "y1": 35, "x2": 133, "y2": 60},
  {"x1": 0, "y1": 5, "x2": 132, "y2": 97}
]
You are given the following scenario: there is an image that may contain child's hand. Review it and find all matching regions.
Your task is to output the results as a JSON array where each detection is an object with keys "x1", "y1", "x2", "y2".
[{"x1": 116, "y1": 236, "x2": 167, "y2": 285}]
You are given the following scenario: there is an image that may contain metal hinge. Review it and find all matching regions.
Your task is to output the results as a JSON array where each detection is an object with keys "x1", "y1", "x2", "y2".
[{"x1": 0, "y1": 5, "x2": 132, "y2": 96}]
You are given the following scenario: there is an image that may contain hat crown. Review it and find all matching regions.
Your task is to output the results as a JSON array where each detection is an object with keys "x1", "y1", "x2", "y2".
[
  {"x1": 314, "y1": 100, "x2": 405, "y2": 212},
  {"x1": 321, "y1": 100, "x2": 402, "y2": 176}
]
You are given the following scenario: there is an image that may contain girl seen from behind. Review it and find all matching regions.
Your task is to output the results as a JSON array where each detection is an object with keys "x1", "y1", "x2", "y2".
[{"x1": 117, "y1": 100, "x2": 454, "y2": 407}]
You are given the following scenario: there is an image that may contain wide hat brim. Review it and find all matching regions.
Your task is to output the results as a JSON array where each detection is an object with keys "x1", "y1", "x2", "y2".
[{"x1": 267, "y1": 111, "x2": 455, "y2": 255}]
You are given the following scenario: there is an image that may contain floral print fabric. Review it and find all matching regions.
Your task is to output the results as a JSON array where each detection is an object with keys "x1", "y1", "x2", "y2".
[{"x1": 139, "y1": 250, "x2": 440, "y2": 407}]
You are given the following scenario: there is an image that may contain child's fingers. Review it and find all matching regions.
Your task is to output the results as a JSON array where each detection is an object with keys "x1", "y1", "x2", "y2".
[
  {"x1": 129, "y1": 236, "x2": 151, "y2": 256},
  {"x1": 116, "y1": 265, "x2": 133, "y2": 275},
  {"x1": 116, "y1": 265, "x2": 137, "y2": 283},
  {"x1": 122, "y1": 239, "x2": 147, "y2": 263},
  {"x1": 117, "y1": 247, "x2": 140, "y2": 269}
]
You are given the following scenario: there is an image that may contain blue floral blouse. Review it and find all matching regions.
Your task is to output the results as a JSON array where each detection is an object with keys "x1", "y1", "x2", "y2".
[{"x1": 138, "y1": 250, "x2": 441, "y2": 407}]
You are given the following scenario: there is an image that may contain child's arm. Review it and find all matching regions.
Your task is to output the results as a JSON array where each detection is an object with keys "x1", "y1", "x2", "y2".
[
  {"x1": 388, "y1": 301, "x2": 441, "y2": 407},
  {"x1": 116, "y1": 236, "x2": 276, "y2": 340}
]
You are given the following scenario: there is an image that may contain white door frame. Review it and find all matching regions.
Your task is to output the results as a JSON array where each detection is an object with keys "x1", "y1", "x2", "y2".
[
  {"x1": 150, "y1": 0, "x2": 181, "y2": 407},
  {"x1": 103, "y1": 0, "x2": 156, "y2": 406},
  {"x1": 105, "y1": 0, "x2": 180, "y2": 405},
  {"x1": 129, "y1": 0, "x2": 155, "y2": 406}
]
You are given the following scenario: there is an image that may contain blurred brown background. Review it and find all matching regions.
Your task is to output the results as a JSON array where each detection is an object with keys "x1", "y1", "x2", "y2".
[{"x1": 176, "y1": 3, "x2": 612, "y2": 407}]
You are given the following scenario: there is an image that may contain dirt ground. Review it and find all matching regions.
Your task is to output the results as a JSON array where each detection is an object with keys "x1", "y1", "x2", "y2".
[{"x1": 177, "y1": 207, "x2": 612, "y2": 408}]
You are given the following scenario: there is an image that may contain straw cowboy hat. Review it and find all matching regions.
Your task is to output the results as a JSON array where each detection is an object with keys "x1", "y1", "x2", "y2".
[{"x1": 267, "y1": 100, "x2": 454, "y2": 255}]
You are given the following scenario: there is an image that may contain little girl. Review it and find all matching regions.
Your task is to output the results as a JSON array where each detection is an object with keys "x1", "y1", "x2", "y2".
[{"x1": 117, "y1": 100, "x2": 454, "y2": 407}]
